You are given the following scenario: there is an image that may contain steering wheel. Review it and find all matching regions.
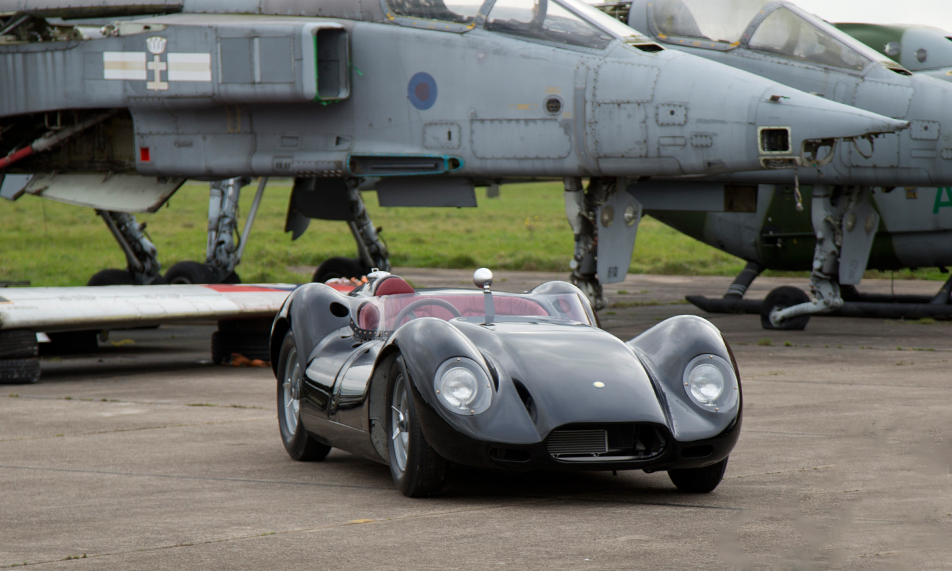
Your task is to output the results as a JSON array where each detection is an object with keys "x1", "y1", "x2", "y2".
[{"x1": 392, "y1": 298, "x2": 463, "y2": 327}]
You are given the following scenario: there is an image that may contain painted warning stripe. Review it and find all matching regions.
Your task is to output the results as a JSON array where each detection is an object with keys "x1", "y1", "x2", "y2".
[{"x1": 202, "y1": 284, "x2": 298, "y2": 293}]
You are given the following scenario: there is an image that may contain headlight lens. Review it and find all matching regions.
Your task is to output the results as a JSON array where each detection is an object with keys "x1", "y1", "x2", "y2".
[
  {"x1": 440, "y1": 368, "x2": 478, "y2": 408},
  {"x1": 434, "y1": 357, "x2": 492, "y2": 415},
  {"x1": 682, "y1": 355, "x2": 738, "y2": 412},
  {"x1": 688, "y1": 364, "x2": 724, "y2": 404}
]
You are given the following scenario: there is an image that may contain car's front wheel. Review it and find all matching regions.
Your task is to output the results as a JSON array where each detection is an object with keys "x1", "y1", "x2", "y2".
[
  {"x1": 276, "y1": 330, "x2": 330, "y2": 461},
  {"x1": 387, "y1": 355, "x2": 446, "y2": 497},
  {"x1": 668, "y1": 457, "x2": 728, "y2": 493}
]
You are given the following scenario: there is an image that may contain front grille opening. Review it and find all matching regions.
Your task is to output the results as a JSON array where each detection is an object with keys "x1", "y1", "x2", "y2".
[
  {"x1": 547, "y1": 424, "x2": 666, "y2": 461},
  {"x1": 512, "y1": 379, "x2": 537, "y2": 423},
  {"x1": 489, "y1": 447, "x2": 530, "y2": 462},
  {"x1": 681, "y1": 445, "x2": 713, "y2": 459}
]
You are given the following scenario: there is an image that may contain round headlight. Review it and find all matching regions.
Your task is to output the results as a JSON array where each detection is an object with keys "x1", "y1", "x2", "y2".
[
  {"x1": 434, "y1": 358, "x2": 493, "y2": 415},
  {"x1": 682, "y1": 355, "x2": 738, "y2": 412},
  {"x1": 687, "y1": 364, "x2": 724, "y2": 405},
  {"x1": 440, "y1": 367, "x2": 478, "y2": 408}
]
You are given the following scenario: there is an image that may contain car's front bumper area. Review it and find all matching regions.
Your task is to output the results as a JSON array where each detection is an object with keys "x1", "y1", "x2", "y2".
[{"x1": 412, "y1": 384, "x2": 742, "y2": 473}]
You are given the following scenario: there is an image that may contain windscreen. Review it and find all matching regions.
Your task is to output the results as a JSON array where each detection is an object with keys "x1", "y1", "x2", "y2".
[
  {"x1": 354, "y1": 291, "x2": 593, "y2": 334},
  {"x1": 385, "y1": 0, "x2": 483, "y2": 24},
  {"x1": 651, "y1": 0, "x2": 772, "y2": 44},
  {"x1": 748, "y1": 7, "x2": 869, "y2": 70},
  {"x1": 485, "y1": 0, "x2": 616, "y2": 50}
]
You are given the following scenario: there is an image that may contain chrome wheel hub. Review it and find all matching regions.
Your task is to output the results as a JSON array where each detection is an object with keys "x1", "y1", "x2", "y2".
[
  {"x1": 282, "y1": 346, "x2": 301, "y2": 435},
  {"x1": 390, "y1": 374, "x2": 410, "y2": 472}
]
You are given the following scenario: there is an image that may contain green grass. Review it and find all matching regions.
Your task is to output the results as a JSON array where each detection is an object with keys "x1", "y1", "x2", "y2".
[{"x1": 0, "y1": 180, "x2": 947, "y2": 286}]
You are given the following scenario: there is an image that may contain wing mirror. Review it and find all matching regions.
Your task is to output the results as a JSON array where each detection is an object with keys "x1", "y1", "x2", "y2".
[
  {"x1": 474, "y1": 268, "x2": 495, "y2": 325},
  {"x1": 474, "y1": 267, "x2": 493, "y2": 290}
]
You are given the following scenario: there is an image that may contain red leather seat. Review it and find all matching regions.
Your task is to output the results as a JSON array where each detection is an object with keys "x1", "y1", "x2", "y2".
[
  {"x1": 373, "y1": 276, "x2": 415, "y2": 296},
  {"x1": 381, "y1": 294, "x2": 548, "y2": 329}
]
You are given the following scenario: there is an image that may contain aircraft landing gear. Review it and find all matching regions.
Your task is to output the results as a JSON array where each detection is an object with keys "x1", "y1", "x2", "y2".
[
  {"x1": 565, "y1": 177, "x2": 605, "y2": 310},
  {"x1": 286, "y1": 177, "x2": 390, "y2": 283},
  {"x1": 92, "y1": 210, "x2": 164, "y2": 285},
  {"x1": 564, "y1": 177, "x2": 641, "y2": 311},
  {"x1": 764, "y1": 185, "x2": 879, "y2": 330},
  {"x1": 164, "y1": 177, "x2": 267, "y2": 284}
]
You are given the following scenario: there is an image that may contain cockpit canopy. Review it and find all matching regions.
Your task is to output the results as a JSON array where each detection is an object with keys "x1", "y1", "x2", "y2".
[
  {"x1": 634, "y1": 0, "x2": 904, "y2": 73},
  {"x1": 384, "y1": 0, "x2": 656, "y2": 50}
]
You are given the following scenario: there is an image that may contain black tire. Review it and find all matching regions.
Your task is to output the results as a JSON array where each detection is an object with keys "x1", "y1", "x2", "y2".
[
  {"x1": 165, "y1": 261, "x2": 216, "y2": 285},
  {"x1": 43, "y1": 331, "x2": 99, "y2": 355},
  {"x1": 87, "y1": 269, "x2": 137, "y2": 286},
  {"x1": 0, "y1": 358, "x2": 40, "y2": 384},
  {"x1": 211, "y1": 331, "x2": 272, "y2": 365},
  {"x1": 276, "y1": 330, "x2": 331, "y2": 461},
  {"x1": 839, "y1": 284, "x2": 860, "y2": 301},
  {"x1": 222, "y1": 271, "x2": 241, "y2": 284},
  {"x1": 760, "y1": 286, "x2": 811, "y2": 331},
  {"x1": 312, "y1": 257, "x2": 367, "y2": 283},
  {"x1": 386, "y1": 355, "x2": 447, "y2": 497},
  {"x1": 0, "y1": 330, "x2": 39, "y2": 359},
  {"x1": 668, "y1": 457, "x2": 729, "y2": 493}
]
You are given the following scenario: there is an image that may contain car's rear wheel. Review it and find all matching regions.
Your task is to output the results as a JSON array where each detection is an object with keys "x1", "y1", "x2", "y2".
[
  {"x1": 387, "y1": 355, "x2": 446, "y2": 497},
  {"x1": 276, "y1": 330, "x2": 330, "y2": 461},
  {"x1": 668, "y1": 457, "x2": 729, "y2": 493}
]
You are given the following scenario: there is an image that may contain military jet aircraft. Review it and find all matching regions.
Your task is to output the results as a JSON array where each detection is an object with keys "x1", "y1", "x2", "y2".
[
  {"x1": 836, "y1": 22, "x2": 952, "y2": 82},
  {"x1": 0, "y1": 0, "x2": 906, "y2": 302},
  {"x1": 646, "y1": 23, "x2": 952, "y2": 329},
  {"x1": 580, "y1": 0, "x2": 952, "y2": 326}
]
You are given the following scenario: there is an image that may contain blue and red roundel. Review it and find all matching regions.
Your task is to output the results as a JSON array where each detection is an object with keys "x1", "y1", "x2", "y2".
[{"x1": 408, "y1": 72, "x2": 438, "y2": 110}]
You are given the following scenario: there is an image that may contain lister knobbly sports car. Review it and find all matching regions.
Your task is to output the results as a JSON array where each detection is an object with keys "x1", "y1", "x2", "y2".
[{"x1": 269, "y1": 270, "x2": 742, "y2": 497}]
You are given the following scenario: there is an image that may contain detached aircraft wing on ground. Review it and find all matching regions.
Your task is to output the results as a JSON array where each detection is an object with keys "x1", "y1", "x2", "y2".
[{"x1": 0, "y1": 282, "x2": 351, "y2": 384}]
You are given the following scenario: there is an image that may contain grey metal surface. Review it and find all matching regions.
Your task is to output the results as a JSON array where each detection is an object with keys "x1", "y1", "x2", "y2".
[
  {"x1": 375, "y1": 176, "x2": 476, "y2": 208},
  {"x1": 1, "y1": 1, "x2": 905, "y2": 182},
  {"x1": 625, "y1": 0, "x2": 952, "y2": 188},
  {"x1": 21, "y1": 174, "x2": 184, "y2": 213}
]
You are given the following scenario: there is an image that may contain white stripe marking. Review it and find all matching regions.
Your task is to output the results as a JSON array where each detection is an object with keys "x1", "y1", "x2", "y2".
[
  {"x1": 168, "y1": 53, "x2": 212, "y2": 82},
  {"x1": 103, "y1": 52, "x2": 146, "y2": 80}
]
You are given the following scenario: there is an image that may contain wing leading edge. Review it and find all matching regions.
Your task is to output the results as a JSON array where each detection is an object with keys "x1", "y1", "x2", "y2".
[{"x1": 0, "y1": 283, "x2": 298, "y2": 333}]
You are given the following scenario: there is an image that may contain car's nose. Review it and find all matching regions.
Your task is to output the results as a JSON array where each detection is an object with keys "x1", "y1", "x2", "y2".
[{"x1": 601, "y1": 50, "x2": 909, "y2": 175}]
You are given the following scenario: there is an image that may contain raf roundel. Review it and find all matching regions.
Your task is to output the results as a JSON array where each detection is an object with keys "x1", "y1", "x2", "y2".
[{"x1": 408, "y1": 72, "x2": 438, "y2": 110}]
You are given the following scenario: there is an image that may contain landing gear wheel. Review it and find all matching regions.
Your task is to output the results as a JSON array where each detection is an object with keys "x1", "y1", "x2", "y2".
[
  {"x1": 668, "y1": 457, "x2": 729, "y2": 493},
  {"x1": 222, "y1": 271, "x2": 241, "y2": 284},
  {"x1": 387, "y1": 355, "x2": 447, "y2": 497},
  {"x1": 839, "y1": 284, "x2": 860, "y2": 301},
  {"x1": 87, "y1": 269, "x2": 137, "y2": 286},
  {"x1": 0, "y1": 358, "x2": 40, "y2": 384},
  {"x1": 276, "y1": 331, "x2": 331, "y2": 461},
  {"x1": 312, "y1": 257, "x2": 367, "y2": 283},
  {"x1": 165, "y1": 261, "x2": 216, "y2": 284},
  {"x1": 760, "y1": 286, "x2": 811, "y2": 331}
]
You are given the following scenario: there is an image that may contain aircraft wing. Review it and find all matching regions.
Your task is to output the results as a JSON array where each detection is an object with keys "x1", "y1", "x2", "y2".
[{"x1": 0, "y1": 283, "x2": 348, "y2": 333}]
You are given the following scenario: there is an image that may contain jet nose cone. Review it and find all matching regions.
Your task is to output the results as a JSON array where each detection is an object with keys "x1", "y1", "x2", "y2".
[
  {"x1": 757, "y1": 88, "x2": 909, "y2": 142},
  {"x1": 641, "y1": 52, "x2": 911, "y2": 175}
]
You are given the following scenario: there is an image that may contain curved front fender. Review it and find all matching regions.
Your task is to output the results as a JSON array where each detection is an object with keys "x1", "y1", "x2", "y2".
[
  {"x1": 627, "y1": 315, "x2": 743, "y2": 442},
  {"x1": 379, "y1": 318, "x2": 542, "y2": 459}
]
